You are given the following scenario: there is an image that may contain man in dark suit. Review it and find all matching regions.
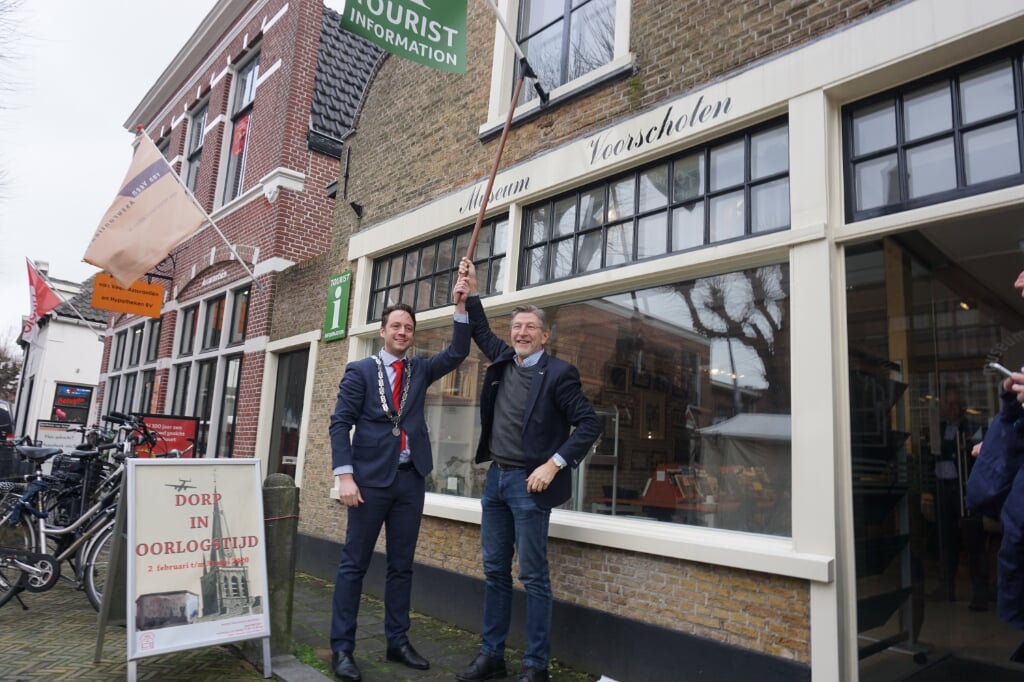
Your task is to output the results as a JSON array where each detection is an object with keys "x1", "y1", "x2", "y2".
[
  {"x1": 455, "y1": 258, "x2": 600, "y2": 682},
  {"x1": 328, "y1": 277, "x2": 471, "y2": 682}
]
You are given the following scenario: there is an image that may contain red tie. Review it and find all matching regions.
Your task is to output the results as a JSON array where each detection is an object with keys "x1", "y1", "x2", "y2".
[{"x1": 391, "y1": 360, "x2": 406, "y2": 451}]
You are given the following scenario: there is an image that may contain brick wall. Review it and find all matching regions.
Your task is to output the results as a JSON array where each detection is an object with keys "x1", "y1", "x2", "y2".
[
  {"x1": 98, "y1": 0, "x2": 341, "y2": 462},
  {"x1": 290, "y1": 0, "x2": 908, "y2": 665}
]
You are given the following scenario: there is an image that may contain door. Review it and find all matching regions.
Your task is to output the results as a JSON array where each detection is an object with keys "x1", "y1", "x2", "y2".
[{"x1": 847, "y1": 216, "x2": 1024, "y2": 679}]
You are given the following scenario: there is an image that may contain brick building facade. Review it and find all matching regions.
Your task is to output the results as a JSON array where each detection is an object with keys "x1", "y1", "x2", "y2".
[
  {"x1": 276, "y1": 1, "x2": 1024, "y2": 680},
  {"x1": 99, "y1": 0, "x2": 378, "y2": 468}
]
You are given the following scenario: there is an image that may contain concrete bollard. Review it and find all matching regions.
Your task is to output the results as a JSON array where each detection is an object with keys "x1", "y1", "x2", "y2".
[{"x1": 262, "y1": 472, "x2": 299, "y2": 658}]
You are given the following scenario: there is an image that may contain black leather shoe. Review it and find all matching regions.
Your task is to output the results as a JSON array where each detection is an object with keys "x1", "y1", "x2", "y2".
[
  {"x1": 331, "y1": 651, "x2": 361, "y2": 682},
  {"x1": 386, "y1": 642, "x2": 430, "y2": 670},
  {"x1": 456, "y1": 652, "x2": 508, "y2": 681},
  {"x1": 518, "y1": 666, "x2": 549, "y2": 682}
]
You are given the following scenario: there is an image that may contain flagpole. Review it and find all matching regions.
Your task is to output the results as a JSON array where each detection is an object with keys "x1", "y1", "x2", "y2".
[
  {"x1": 135, "y1": 127, "x2": 262, "y2": 290},
  {"x1": 466, "y1": 0, "x2": 549, "y2": 261},
  {"x1": 481, "y1": 0, "x2": 549, "y2": 105}
]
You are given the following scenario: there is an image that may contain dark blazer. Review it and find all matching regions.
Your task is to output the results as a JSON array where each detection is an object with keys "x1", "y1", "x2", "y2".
[
  {"x1": 329, "y1": 318, "x2": 470, "y2": 487},
  {"x1": 967, "y1": 391, "x2": 1024, "y2": 628},
  {"x1": 466, "y1": 296, "x2": 600, "y2": 509}
]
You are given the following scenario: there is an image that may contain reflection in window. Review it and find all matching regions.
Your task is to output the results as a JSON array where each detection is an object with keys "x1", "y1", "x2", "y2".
[
  {"x1": 185, "y1": 103, "x2": 207, "y2": 194},
  {"x1": 172, "y1": 364, "x2": 190, "y2": 415},
  {"x1": 146, "y1": 319, "x2": 161, "y2": 363},
  {"x1": 128, "y1": 324, "x2": 144, "y2": 366},
  {"x1": 202, "y1": 296, "x2": 226, "y2": 350},
  {"x1": 113, "y1": 331, "x2": 127, "y2": 370},
  {"x1": 269, "y1": 349, "x2": 308, "y2": 477},
  {"x1": 229, "y1": 288, "x2": 249, "y2": 345},
  {"x1": 367, "y1": 217, "x2": 508, "y2": 322},
  {"x1": 522, "y1": 119, "x2": 789, "y2": 286},
  {"x1": 179, "y1": 305, "x2": 197, "y2": 356},
  {"x1": 121, "y1": 373, "x2": 136, "y2": 413},
  {"x1": 106, "y1": 376, "x2": 120, "y2": 414},
  {"x1": 516, "y1": 0, "x2": 615, "y2": 105},
  {"x1": 844, "y1": 48, "x2": 1024, "y2": 221},
  {"x1": 194, "y1": 359, "x2": 216, "y2": 456},
  {"x1": 215, "y1": 355, "x2": 242, "y2": 457},
  {"x1": 223, "y1": 54, "x2": 260, "y2": 203},
  {"x1": 409, "y1": 264, "x2": 791, "y2": 536},
  {"x1": 139, "y1": 369, "x2": 155, "y2": 413}
]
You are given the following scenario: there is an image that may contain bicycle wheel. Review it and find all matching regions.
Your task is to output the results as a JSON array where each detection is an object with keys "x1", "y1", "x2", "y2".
[
  {"x1": 0, "y1": 507, "x2": 35, "y2": 608},
  {"x1": 82, "y1": 519, "x2": 115, "y2": 611}
]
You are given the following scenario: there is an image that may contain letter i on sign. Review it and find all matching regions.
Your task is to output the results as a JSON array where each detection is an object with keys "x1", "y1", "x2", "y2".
[{"x1": 331, "y1": 286, "x2": 343, "y2": 328}]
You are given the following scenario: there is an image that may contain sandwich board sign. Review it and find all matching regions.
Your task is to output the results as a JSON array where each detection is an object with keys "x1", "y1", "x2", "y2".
[{"x1": 124, "y1": 458, "x2": 271, "y2": 679}]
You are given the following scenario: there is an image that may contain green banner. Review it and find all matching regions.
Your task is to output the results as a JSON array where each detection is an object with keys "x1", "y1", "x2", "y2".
[
  {"x1": 324, "y1": 271, "x2": 352, "y2": 343},
  {"x1": 339, "y1": 0, "x2": 466, "y2": 74}
]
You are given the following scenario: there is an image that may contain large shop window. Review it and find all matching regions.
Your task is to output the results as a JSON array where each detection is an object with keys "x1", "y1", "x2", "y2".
[
  {"x1": 367, "y1": 217, "x2": 508, "y2": 322},
  {"x1": 223, "y1": 53, "x2": 260, "y2": 204},
  {"x1": 405, "y1": 263, "x2": 792, "y2": 536},
  {"x1": 843, "y1": 45, "x2": 1024, "y2": 221},
  {"x1": 516, "y1": 0, "x2": 616, "y2": 106},
  {"x1": 522, "y1": 120, "x2": 789, "y2": 286}
]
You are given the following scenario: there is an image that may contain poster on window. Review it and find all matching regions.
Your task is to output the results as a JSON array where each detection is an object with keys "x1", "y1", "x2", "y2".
[
  {"x1": 125, "y1": 459, "x2": 270, "y2": 660},
  {"x1": 52, "y1": 383, "x2": 93, "y2": 424},
  {"x1": 34, "y1": 420, "x2": 85, "y2": 453},
  {"x1": 132, "y1": 414, "x2": 200, "y2": 458}
]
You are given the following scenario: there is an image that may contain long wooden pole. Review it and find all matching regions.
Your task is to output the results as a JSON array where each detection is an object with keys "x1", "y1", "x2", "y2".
[{"x1": 465, "y1": 73, "x2": 527, "y2": 261}]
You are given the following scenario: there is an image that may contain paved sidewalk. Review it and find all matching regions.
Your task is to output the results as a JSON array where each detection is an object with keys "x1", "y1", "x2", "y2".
[{"x1": 0, "y1": 573, "x2": 597, "y2": 682}]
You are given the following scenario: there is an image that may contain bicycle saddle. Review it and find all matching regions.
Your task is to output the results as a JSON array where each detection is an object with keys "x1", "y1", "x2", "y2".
[{"x1": 14, "y1": 446, "x2": 63, "y2": 463}]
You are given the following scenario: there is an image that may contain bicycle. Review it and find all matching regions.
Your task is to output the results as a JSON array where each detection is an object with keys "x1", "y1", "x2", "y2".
[
  {"x1": 0, "y1": 412, "x2": 158, "y2": 611},
  {"x1": 0, "y1": 442, "x2": 123, "y2": 610}
]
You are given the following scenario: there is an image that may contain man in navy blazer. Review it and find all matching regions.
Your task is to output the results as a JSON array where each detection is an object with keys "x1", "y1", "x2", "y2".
[
  {"x1": 455, "y1": 259, "x2": 600, "y2": 682},
  {"x1": 328, "y1": 277, "x2": 471, "y2": 682}
]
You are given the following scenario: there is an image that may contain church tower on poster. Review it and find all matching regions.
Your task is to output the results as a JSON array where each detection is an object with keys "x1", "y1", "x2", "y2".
[{"x1": 200, "y1": 485, "x2": 253, "y2": 617}]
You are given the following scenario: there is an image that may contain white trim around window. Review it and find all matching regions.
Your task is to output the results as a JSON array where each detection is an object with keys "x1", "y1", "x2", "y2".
[{"x1": 481, "y1": 0, "x2": 634, "y2": 135}]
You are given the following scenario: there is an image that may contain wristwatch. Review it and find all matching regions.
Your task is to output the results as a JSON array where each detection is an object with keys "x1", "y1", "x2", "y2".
[{"x1": 553, "y1": 458, "x2": 566, "y2": 470}]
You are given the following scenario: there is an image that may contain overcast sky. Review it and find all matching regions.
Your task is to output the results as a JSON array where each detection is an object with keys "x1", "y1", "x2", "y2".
[{"x1": 0, "y1": 1, "x2": 214, "y2": 343}]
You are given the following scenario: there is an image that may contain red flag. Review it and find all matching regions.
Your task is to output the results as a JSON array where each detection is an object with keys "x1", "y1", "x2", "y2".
[
  {"x1": 27, "y1": 258, "x2": 62, "y2": 321},
  {"x1": 83, "y1": 133, "x2": 207, "y2": 287},
  {"x1": 23, "y1": 258, "x2": 63, "y2": 343}
]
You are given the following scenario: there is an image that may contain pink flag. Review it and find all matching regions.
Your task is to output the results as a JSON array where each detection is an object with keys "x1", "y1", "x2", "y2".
[
  {"x1": 83, "y1": 133, "x2": 207, "y2": 288},
  {"x1": 23, "y1": 258, "x2": 63, "y2": 342},
  {"x1": 27, "y1": 258, "x2": 62, "y2": 319}
]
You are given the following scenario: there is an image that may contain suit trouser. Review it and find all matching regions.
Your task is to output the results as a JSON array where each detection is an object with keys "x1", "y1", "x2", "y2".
[{"x1": 330, "y1": 469, "x2": 425, "y2": 653}]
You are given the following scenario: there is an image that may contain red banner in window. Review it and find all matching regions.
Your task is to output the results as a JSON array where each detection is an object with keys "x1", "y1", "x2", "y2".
[
  {"x1": 231, "y1": 113, "x2": 250, "y2": 156},
  {"x1": 134, "y1": 414, "x2": 200, "y2": 458}
]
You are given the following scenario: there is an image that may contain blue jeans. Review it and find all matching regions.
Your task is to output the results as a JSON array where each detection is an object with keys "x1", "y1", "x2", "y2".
[{"x1": 479, "y1": 464, "x2": 552, "y2": 670}]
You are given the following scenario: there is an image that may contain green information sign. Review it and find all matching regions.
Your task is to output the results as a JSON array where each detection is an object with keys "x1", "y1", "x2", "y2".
[
  {"x1": 324, "y1": 271, "x2": 352, "y2": 343},
  {"x1": 338, "y1": 0, "x2": 467, "y2": 74}
]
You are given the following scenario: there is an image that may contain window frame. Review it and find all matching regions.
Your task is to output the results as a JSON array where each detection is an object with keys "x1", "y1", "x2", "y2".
[
  {"x1": 145, "y1": 318, "x2": 162, "y2": 363},
  {"x1": 842, "y1": 43, "x2": 1024, "y2": 222},
  {"x1": 201, "y1": 295, "x2": 226, "y2": 351},
  {"x1": 519, "y1": 118, "x2": 790, "y2": 288},
  {"x1": 482, "y1": 0, "x2": 632, "y2": 132},
  {"x1": 127, "y1": 323, "x2": 144, "y2": 367},
  {"x1": 178, "y1": 305, "x2": 198, "y2": 356},
  {"x1": 185, "y1": 102, "x2": 208, "y2": 194},
  {"x1": 222, "y1": 52, "x2": 260, "y2": 204},
  {"x1": 228, "y1": 287, "x2": 250, "y2": 346},
  {"x1": 112, "y1": 331, "x2": 127, "y2": 370},
  {"x1": 366, "y1": 217, "x2": 509, "y2": 322}
]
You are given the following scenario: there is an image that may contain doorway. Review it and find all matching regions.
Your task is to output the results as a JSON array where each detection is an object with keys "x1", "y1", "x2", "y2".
[{"x1": 846, "y1": 213, "x2": 1024, "y2": 679}]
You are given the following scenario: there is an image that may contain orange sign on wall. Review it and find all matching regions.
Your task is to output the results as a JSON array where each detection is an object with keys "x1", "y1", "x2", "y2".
[{"x1": 91, "y1": 272, "x2": 163, "y2": 318}]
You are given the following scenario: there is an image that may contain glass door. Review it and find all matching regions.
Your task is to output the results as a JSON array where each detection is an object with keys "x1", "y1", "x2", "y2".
[{"x1": 848, "y1": 220, "x2": 1024, "y2": 679}]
